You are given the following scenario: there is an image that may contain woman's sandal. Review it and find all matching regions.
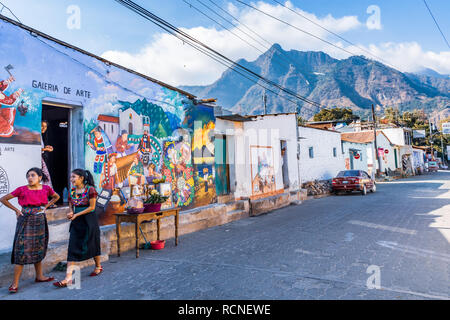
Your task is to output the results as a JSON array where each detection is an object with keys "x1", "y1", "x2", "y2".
[
  {"x1": 53, "y1": 279, "x2": 73, "y2": 288},
  {"x1": 8, "y1": 285, "x2": 18, "y2": 294},
  {"x1": 35, "y1": 276, "x2": 55, "y2": 283},
  {"x1": 89, "y1": 266, "x2": 103, "y2": 277}
]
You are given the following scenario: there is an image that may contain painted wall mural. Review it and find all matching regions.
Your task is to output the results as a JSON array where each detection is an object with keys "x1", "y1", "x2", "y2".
[
  {"x1": 250, "y1": 146, "x2": 276, "y2": 196},
  {"x1": 0, "y1": 16, "x2": 219, "y2": 250},
  {"x1": 183, "y1": 104, "x2": 217, "y2": 209}
]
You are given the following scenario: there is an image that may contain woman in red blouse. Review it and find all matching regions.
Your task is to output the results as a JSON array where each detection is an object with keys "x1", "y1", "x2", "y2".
[
  {"x1": 0, "y1": 167, "x2": 60, "y2": 293},
  {"x1": 53, "y1": 169, "x2": 102, "y2": 288}
]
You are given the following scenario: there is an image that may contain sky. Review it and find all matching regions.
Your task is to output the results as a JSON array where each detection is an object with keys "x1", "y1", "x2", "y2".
[{"x1": 1, "y1": 0, "x2": 449, "y2": 86}]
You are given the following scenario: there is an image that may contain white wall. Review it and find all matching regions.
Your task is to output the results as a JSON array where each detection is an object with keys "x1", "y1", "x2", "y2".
[
  {"x1": 298, "y1": 126, "x2": 344, "y2": 183},
  {"x1": 216, "y1": 114, "x2": 299, "y2": 198},
  {"x1": 369, "y1": 133, "x2": 397, "y2": 173},
  {"x1": 0, "y1": 145, "x2": 41, "y2": 252},
  {"x1": 382, "y1": 128, "x2": 407, "y2": 146},
  {"x1": 342, "y1": 142, "x2": 369, "y2": 172}
]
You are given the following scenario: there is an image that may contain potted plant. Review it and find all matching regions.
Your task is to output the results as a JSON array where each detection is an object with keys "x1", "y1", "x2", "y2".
[{"x1": 143, "y1": 189, "x2": 169, "y2": 213}]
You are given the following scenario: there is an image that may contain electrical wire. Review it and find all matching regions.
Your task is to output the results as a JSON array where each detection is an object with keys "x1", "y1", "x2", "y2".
[
  {"x1": 234, "y1": 0, "x2": 400, "y2": 71},
  {"x1": 270, "y1": 0, "x2": 400, "y2": 70},
  {"x1": 113, "y1": 0, "x2": 325, "y2": 113},
  {"x1": 0, "y1": 1, "x2": 21, "y2": 23},
  {"x1": 422, "y1": 0, "x2": 450, "y2": 49}
]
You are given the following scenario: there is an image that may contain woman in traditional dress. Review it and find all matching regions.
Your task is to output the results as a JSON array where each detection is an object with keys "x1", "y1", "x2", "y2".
[
  {"x1": 53, "y1": 169, "x2": 102, "y2": 288},
  {"x1": 41, "y1": 120, "x2": 54, "y2": 190},
  {"x1": 0, "y1": 167, "x2": 60, "y2": 293}
]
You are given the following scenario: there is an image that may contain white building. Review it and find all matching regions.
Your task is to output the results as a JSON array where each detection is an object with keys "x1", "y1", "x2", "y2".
[
  {"x1": 297, "y1": 126, "x2": 344, "y2": 183},
  {"x1": 341, "y1": 131, "x2": 399, "y2": 177},
  {"x1": 215, "y1": 113, "x2": 300, "y2": 199},
  {"x1": 382, "y1": 127, "x2": 414, "y2": 176},
  {"x1": 412, "y1": 146, "x2": 426, "y2": 174},
  {"x1": 341, "y1": 140, "x2": 370, "y2": 172}
]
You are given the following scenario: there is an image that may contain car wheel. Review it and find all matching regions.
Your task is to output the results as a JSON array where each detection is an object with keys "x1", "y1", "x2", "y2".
[
  {"x1": 361, "y1": 185, "x2": 367, "y2": 196},
  {"x1": 371, "y1": 183, "x2": 376, "y2": 193}
]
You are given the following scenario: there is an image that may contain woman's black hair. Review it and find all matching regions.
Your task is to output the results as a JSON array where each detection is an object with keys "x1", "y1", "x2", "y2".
[
  {"x1": 72, "y1": 169, "x2": 95, "y2": 187},
  {"x1": 26, "y1": 167, "x2": 49, "y2": 183}
]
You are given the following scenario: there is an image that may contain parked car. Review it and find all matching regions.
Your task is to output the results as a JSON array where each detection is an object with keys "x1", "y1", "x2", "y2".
[
  {"x1": 332, "y1": 170, "x2": 376, "y2": 195},
  {"x1": 427, "y1": 161, "x2": 439, "y2": 172}
]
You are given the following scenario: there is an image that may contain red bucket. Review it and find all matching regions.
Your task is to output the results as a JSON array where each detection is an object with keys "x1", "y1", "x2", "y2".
[{"x1": 150, "y1": 240, "x2": 165, "y2": 250}]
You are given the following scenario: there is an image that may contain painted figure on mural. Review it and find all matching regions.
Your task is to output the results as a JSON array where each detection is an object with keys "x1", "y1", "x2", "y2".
[
  {"x1": 203, "y1": 168, "x2": 209, "y2": 192},
  {"x1": 145, "y1": 162, "x2": 162, "y2": 183},
  {"x1": 0, "y1": 75, "x2": 24, "y2": 138},
  {"x1": 138, "y1": 124, "x2": 152, "y2": 165},
  {"x1": 115, "y1": 130, "x2": 131, "y2": 158},
  {"x1": 162, "y1": 141, "x2": 194, "y2": 207},
  {"x1": 100, "y1": 153, "x2": 120, "y2": 190},
  {"x1": 127, "y1": 154, "x2": 145, "y2": 185},
  {"x1": 87, "y1": 126, "x2": 108, "y2": 174}
]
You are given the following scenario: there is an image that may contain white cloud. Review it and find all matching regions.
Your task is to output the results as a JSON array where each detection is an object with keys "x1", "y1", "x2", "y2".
[{"x1": 101, "y1": 1, "x2": 450, "y2": 87}]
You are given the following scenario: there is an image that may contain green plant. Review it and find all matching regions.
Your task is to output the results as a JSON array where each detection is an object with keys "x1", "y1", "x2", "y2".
[{"x1": 143, "y1": 189, "x2": 169, "y2": 204}]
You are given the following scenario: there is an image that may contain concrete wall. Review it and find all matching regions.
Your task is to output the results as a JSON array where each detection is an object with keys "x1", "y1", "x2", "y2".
[
  {"x1": 342, "y1": 141, "x2": 369, "y2": 172},
  {"x1": 216, "y1": 114, "x2": 300, "y2": 199},
  {"x1": 0, "y1": 17, "x2": 217, "y2": 250},
  {"x1": 298, "y1": 126, "x2": 344, "y2": 183}
]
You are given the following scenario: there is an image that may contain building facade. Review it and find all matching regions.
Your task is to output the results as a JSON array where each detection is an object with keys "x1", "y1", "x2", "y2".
[
  {"x1": 215, "y1": 113, "x2": 300, "y2": 200},
  {"x1": 0, "y1": 16, "x2": 220, "y2": 250},
  {"x1": 297, "y1": 126, "x2": 344, "y2": 183}
]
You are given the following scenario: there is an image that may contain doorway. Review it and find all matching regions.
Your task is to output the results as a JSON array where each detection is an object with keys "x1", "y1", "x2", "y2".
[
  {"x1": 280, "y1": 140, "x2": 289, "y2": 189},
  {"x1": 42, "y1": 104, "x2": 70, "y2": 205},
  {"x1": 214, "y1": 134, "x2": 230, "y2": 195}
]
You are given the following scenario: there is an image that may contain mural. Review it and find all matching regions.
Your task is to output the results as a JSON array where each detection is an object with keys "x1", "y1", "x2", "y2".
[
  {"x1": 250, "y1": 146, "x2": 276, "y2": 196},
  {"x1": 0, "y1": 16, "x2": 220, "y2": 243},
  {"x1": 183, "y1": 104, "x2": 217, "y2": 209},
  {"x1": 0, "y1": 71, "x2": 41, "y2": 145}
]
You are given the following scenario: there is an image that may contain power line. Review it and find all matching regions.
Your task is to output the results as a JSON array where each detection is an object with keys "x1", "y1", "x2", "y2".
[
  {"x1": 234, "y1": 0, "x2": 400, "y2": 71},
  {"x1": 113, "y1": 0, "x2": 324, "y2": 114},
  {"x1": 182, "y1": 0, "x2": 267, "y2": 56},
  {"x1": 0, "y1": 1, "x2": 21, "y2": 23},
  {"x1": 422, "y1": 0, "x2": 450, "y2": 49},
  {"x1": 270, "y1": 0, "x2": 400, "y2": 70},
  {"x1": 188, "y1": 0, "x2": 303, "y2": 81}
]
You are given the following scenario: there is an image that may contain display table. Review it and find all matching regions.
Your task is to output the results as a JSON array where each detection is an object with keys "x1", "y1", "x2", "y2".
[{"x1": 113, "y1": 207, "x2": 180, "y2": 258}]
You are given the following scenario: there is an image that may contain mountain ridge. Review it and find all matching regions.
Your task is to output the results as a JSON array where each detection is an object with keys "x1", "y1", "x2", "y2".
[{"x1": 181, "y1": 44, "x2": 450, "y2": 119}]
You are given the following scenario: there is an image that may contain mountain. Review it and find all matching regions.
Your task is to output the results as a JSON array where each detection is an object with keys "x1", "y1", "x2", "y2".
[{"x1": 181, "y1": 44, "x2": 450, "y2": 119}]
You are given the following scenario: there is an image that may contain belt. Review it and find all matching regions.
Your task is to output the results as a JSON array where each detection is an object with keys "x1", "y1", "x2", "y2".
[{"x1": 21, "y1": 206, "x2": 43, "y2": 215}]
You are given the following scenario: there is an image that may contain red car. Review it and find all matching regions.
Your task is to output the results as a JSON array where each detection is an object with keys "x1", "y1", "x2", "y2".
[{"x1": 332, "y1": 170, "x2": 376, "y2": 195}]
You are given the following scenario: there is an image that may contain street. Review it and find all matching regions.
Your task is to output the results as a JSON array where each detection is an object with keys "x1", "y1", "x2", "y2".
[{"x1": 2, "y1": 171, "x2": 449, "y2": 300}]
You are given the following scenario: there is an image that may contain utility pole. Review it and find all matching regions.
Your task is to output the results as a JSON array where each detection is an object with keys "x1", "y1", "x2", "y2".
[
  {"x1": 263, "y1": 93, "x2": 267, "y2": 115},
  {"x1": 372, "y1": 104, "x2": 382, "y2": 177},
  {"x1": 429, "y1": 118, "x2": 434, "y2": 160}
]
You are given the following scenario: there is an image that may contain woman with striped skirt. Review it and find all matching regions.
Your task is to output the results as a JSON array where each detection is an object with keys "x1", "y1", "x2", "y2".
[{"x1": 0, "y1": 167, "x2": 60, "y2": 293}]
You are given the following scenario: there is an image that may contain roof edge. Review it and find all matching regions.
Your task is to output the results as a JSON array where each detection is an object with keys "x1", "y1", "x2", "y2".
[{"x1": 0, "y1": 14, "x2": 196, "y2": 100}]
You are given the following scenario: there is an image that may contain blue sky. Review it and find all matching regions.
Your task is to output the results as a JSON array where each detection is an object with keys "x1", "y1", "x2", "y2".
[{"x1": 1, "y1": 0, "x2": 449, "y2": 85}]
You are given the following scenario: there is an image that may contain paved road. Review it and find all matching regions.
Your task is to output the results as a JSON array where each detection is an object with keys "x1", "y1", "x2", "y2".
[{"x1": 2, "y1": 171, "x2": 449, "y2": 300}]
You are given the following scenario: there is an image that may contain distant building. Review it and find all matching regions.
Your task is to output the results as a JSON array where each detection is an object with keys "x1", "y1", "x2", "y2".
[
  {"x1": 297, "y1": 126, "x2": 344, "y2": 183},
  {"x1": 382, "y1": 128, "x2": 414, "y2": 176},
  {"x1": 341, "y1": 131, "x2": 400, "y2": 177}
]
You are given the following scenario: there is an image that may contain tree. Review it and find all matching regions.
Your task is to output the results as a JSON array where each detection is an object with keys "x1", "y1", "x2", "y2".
[
  {"x1": 297, "y1": 116, "x2": 306, "y2": 126},
  {"x1": 313, "y1": 107, "x2": 359, "y2": 122}
]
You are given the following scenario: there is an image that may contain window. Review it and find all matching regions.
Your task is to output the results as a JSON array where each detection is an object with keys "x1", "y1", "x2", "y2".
[
  {"x1": 309, "y1": 147, "x2": 314, "y2": 158},
  {"x1": 333, "y1": 147, "x2": 337, "y2": 157},
  {"x1": 111, "y1": 125, "x2": 114, "y2": 134}
]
